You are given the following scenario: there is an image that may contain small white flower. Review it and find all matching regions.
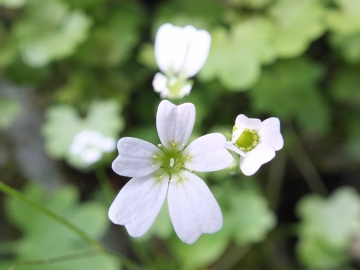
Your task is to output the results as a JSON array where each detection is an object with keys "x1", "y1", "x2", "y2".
[
  {"x1": 109, "y1": 100, "x2": 233, "y2": 244},
  {"x1": 226, "y1": 114, "x2": 284, "y2": 176},
  {"x1": 153, "y1": 23, "x2": 211, "y2": 99},
  {"x1": 69, "y1": 129, "x2": 116, "y2": 165}
]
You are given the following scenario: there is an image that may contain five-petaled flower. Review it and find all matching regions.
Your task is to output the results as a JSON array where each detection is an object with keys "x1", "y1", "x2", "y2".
[
  {"x1": 152, "y1": 23, "x2": 211, "y2": 99},
  {"x1": 226, "y1": 114, "x2": 284, "y2": 176},
  {"x1": 109, "y1": 100, "x2": 233, "y2": 244}
]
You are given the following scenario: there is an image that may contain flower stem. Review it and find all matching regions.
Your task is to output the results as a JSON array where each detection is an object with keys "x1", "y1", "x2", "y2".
[
  {"x1": 285, "y1": 126, "x2": 328, "y2": 196},
  {"x1": 266, "y1": 151, "x2": 286, "y2": 210},
  {"x1": 0, "y1": 181, "x2": 101, "y2": 249},
  {"x1": 0, "y1": 182, "x2": 143, "y2": 270},
  {"x1": 7, "y1": 249, "x2": 101, "y2": 270},
  {"x1": 94, "y1": 166, "x2": 115, "y2": 202}
]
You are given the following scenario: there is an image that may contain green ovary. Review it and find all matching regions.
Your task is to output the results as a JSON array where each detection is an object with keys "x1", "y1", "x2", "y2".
[
  {"x1": 159, "y1": 148, "x2": 186, "y2": 175},
  {"x1": 234, "y1": 128, "x2": 259, "y2": 152}
]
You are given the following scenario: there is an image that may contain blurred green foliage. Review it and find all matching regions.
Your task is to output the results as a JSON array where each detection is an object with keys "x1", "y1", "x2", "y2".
[
  {"x1": 1, "y1": 0, "x2": 360, "y2": 269},
  {"x1": 0, "y1": 184, "x2": 120, "y2": 270},
  {"x1": 297, "y1": 187, "x2": 360, "y2": 269}
]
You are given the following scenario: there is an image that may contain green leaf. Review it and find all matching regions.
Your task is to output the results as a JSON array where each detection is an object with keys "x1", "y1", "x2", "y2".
[
  {"x1": 84, "y1": 100, "x2": 124, "y2": 138},
  {"x1": 296, "y1": 187, "x2": 360, "y2": 269},
  {"x1": 170, "y1": 226, "x2": 229, "y2": 270},
  {"x1": 0, "y1": 22, "x2": 18, "y2": 67},
  {"x1": 227, "y1": 0, "x2": 270, "y2": 9},
  {"x1": 326, "y1": 0, "x2": 360, "y2": 34},
  {"x1": 42, "y1": 105, "x2": 84, "y2": 158},
  {"x1": 75, "y1": 1, "x2": 144, "y2": 66},
  {"x1": 5, "y1": 184, "x2": 120, "y2": 270},
  {"x1": 226, "y1": 189, "x2": 276, "y2": 246},
  {"x1": 330, "y1": 65, "x2": 360, "y2": 106},
  {"x1": 330, "y1": 32, "x2": 360, "y2": 63},
  {"x1": 0, "y1": 0, "x2": 26, "y2": 8},
  {"x1": 345, "y1": 114, "x2": 360, "y2": 160},
  {"x1": 154, "y1": 0, "x2": 222, "y2": 30},
  {"x1": 297, "y1": 235, "x2": 349, "y2": 270},
  {"x1": 199, "y1": 18, "x2": 276, "y2": 90},
  {"x1": 250, "y1": 57, "x2": 330, "y2": 134},
  {"x1": 42, "y1": 100, "x2": 123, "y2": 161},
  {"x1": 0, "y1": 97, "x2": 21, "y2": 129},
  {"x1": 14, "y1": 0, "x2": 92, "y2": 67},
  {"x1": 268, "y1": 0, "x2": 325, "y2": 58}
]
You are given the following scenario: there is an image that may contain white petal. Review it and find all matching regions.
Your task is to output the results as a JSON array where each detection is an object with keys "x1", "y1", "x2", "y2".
[
  {"x1": 178, "y1": 82, "x2": 192, "y2": 98},
  {"x1": 152, "y1": 72, "x2": 168, "y2": 94},
  {"x1": 183, "y1": 133, "x2": 233, "y2": 172},
  {"x1": 108, "y1": 172, "x2": 169, "y2": 237},
  {"x1": 235, "y1": 114, "x2": 261, "y2": 129},
  {"x1": 258, "y1": 117, "x2": 284, "y2": 151},
  {"x1": 112, "y1": 137, "x2": 161, "y2": 178},
  {"x1": 168, "y1": 171, "x2": 222, "y2": 244},
  {"x1": 231, "y1": 127, "x2": 245, "y2": 143},
  {"x1": 101, "y1": 137, "x2": 116, "y2": 152},
  {"x1": 155, "y1": 24, "x2": 188, "y2": 74},
  {"x1": 81, "y1": 149, "x2": 101, "y2": 164},
  {"x1": 225, "y1": 141, "x2": 246, "y2": 156},
  {"x1": 181, "y1": 26, "x2": 211, "y2": 77},
  {"x1": 156, "y1": 100, "x2": 195, "y2": 150},
  {"x1": 240, "y1": 143, "x2": 275, "y2": 176}
]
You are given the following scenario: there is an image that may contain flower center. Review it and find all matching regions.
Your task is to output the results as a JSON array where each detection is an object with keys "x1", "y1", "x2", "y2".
[
  {"x1": 166, "y1": 76, "x2": 192, "y2": 99},
  {"x1": 157, "y1": 144, "x2": 186, "y2": 175},
  {"x1": 233, "y1": 128, "x2": 259, "y2": 152}
]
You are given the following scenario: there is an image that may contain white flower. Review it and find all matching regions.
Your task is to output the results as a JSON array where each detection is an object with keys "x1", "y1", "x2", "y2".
[
  {"x1": 153, "y1": 23, "x2": 211, "y2": 99},
  {"x1": 109, "y1": 100, "x2": 233, "y2": 244},
  {"x1": 226, "y1": 114, "x2": 284, "y2": 176},
  {"x1": 69, "y1": 129, "x2": 116, "y2": 165}
]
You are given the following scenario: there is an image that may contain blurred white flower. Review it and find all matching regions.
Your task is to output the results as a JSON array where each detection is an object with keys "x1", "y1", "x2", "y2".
[
  {"x1": 109, "y1": 100, "x2": 233, "y2": 244},
  {"x1": 226, "y1": 114, "x2": 284, "y2": 176},
  {"x1": 153, "y1": 23, "x2": 211, "y2": 99},
  {"x1": 69, "y1": 129, "x2": 116, "y2": 165}
]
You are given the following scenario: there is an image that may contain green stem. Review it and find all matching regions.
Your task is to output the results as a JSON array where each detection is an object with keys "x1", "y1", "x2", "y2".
[
  {"x1": 212, "y1": 245, "x2": 250, "y2": 270},
  {"x1": 8, "y1": 249, "x2": 101, "y2": 270},
  {"x1": 0, "y1": 182, "x2": 143, "y2": 270},
  {"x1": 94, "y1": 166, "x2": 115, "y2": 201},
  {"x1": 285, "y1": 126, "x2": 328, "y2": 196},
  {"x1": 266, "y1": 151, "x2": 286, "y2": 210},
  {"x1": 0, "y1": 182, "x2": 101, "y2": 249}
]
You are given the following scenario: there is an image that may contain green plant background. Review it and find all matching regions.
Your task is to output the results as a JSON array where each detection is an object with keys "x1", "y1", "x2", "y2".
[{"x1": 1, "y1": 0, "x2": 360, "y2": 269}]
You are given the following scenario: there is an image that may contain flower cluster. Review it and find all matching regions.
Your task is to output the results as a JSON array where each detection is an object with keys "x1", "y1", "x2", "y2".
[
  {"x1": 109, "y1": 23, "x2": 284, "y2": 244},
  {"x1": 69, "y1": 129, "x2": 116, "y2": 166}
]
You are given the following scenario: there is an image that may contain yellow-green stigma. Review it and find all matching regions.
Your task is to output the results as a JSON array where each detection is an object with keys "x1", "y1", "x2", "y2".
[{"x1": 234, "y1": 128, "x2": 259, "y2": 152}]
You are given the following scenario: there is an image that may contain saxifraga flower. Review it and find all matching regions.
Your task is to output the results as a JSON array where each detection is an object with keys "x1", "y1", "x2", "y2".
[
  {"x1": 152, "y1": 23, "x2": 211, "y2": 99},
  {"x1": 109, "y1": 100, "x2": 233, "y2": 244},
  {"x1": 226, "y1": 114, "x2": 284, "y2": 176}
]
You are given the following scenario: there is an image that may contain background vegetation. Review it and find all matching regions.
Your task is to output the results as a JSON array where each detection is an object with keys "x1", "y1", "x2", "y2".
[{"x1": 1, "y1": 0, "x2": 360, "y2": 269}]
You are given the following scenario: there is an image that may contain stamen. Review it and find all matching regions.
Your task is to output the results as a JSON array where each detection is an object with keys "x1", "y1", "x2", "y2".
[
  {"x1": 170, "y1": 158, "x2": 174, "y2": 167},
  {"x1": 158, "y1": 144, "x2": 162, "y2": 147}
]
